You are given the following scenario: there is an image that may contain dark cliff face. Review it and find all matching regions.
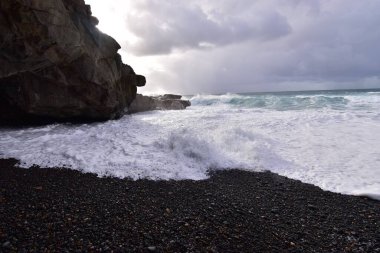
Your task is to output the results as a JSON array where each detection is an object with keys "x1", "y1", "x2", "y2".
[{"x1": 0, "y1": 0, "x2": 146, "y2": 125}]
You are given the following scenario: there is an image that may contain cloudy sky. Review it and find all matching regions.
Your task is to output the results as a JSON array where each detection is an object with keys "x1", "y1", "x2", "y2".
[{"x1": 85, "y1": 0, "x2": 380, "y2": 94}]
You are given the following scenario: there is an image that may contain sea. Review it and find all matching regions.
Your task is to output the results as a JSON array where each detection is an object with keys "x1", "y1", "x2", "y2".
[{"x1": 1, "y1": 89, "x2": 380, "y2": 200}]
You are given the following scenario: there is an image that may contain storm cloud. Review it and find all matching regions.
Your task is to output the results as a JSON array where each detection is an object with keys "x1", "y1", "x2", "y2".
[
  {"x1": 124, "y1": 0, "x2": 291, "y2": 55},
  {"x1": 86, "y1": 0, "x2": 380, "y2": 94}
]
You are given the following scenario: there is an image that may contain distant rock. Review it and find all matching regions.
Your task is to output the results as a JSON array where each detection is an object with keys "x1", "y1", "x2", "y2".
[
  {"x1": 129, "y1": 94, "x2": 191, "y2": 113},
  {"x1": 160, "y1": 94, "x2": 182, "y2": 100},
  {"x1": 0, "y1": 0, "x2": 145, "y2": 125}
]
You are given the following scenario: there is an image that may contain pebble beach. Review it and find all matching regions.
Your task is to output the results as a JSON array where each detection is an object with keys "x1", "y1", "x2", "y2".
[{"x1": 1, "y1": 159, "x2": 379, "y2": 252}]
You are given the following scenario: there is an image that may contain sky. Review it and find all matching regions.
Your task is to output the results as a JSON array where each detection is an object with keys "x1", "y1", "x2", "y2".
[{"x1": 85, "y1": 0, "x2": 380, "y2": 95}]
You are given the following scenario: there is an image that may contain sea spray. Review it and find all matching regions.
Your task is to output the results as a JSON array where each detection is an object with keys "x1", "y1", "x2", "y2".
[{"x1": 1, "y1": 89, "x2": 379, "y2": 199}]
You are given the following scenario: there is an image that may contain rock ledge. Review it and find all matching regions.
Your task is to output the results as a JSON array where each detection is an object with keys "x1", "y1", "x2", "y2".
[{"x1": 129, "y1": 94, "x2": 191, "y2": 113}]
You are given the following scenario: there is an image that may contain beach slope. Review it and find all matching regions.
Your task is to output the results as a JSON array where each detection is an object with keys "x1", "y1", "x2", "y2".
[{"x1": 0, "y1": 159, "x2": 379, "y2": 252}]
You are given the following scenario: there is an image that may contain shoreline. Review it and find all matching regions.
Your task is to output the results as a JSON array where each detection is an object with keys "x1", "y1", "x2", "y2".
[{"x1": 1, "y1": 158, "x2": 379, "y2": 252}]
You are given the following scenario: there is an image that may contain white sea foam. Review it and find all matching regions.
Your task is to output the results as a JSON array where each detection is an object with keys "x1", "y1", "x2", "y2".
[{"x1": 0, "y1": 91, "x2": 379, "y2": 200}]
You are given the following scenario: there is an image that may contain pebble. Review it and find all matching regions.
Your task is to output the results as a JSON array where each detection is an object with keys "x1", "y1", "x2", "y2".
[
  {"x1": 307, "y1": 204, "x2": 318, "y2": 210},
  {"x1": 2, "y1": 241, "x2": 11, "y2": 248},
  {"x1": 147, "y1": 246, "x2": 156, "y2": 251}
]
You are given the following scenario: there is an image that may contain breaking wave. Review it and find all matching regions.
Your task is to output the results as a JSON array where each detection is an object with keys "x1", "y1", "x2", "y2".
[
  {"x1": 1, "y1": 89, "x2": 380, "y2": 200},
  {"x1": 189, "y1": 91, "x2": 380, "y2": 111}
]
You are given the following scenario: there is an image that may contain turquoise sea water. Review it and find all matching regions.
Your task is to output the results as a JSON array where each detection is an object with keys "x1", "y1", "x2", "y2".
[{"x1": 190, "y1": 88, "x2": 380, "y2": 111}]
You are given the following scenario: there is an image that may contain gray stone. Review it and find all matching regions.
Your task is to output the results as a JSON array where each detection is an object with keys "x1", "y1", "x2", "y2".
[
  {"x1": 2, "y1": 241, "x2": 10, "y2": 248},
  {"x1": 147, "y1": 246, "x2": 156, "y2": 251}
]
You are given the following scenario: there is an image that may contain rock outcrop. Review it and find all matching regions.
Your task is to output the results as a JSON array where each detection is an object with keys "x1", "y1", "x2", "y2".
[
  {"x1": 129, "y1": 94, "x2": 191, "y2": 113},
  {"x1": 0, "y1": 0, "x2": 145, "y2": 124}
]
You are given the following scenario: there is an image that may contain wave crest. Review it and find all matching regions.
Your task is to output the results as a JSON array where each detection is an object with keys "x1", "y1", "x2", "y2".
[{"x1": 190, "y1": 92, "x2": 380, "y2": 110}]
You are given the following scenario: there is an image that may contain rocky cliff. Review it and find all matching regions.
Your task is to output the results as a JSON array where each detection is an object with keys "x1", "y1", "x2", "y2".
[{"x1": 0, "y1": 0, "x2": 146, "y2": 124}]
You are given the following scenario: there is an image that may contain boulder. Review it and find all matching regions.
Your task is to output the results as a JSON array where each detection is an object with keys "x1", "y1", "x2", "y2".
[
  {"x1": 0, "y1": 0, "x2": 145, "y2": 125},
  {"x1": 129, "y1": 94, "x2": 191, "y2": 113}
]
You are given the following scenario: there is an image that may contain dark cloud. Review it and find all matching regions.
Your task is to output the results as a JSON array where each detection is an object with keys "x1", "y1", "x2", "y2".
[
  {"x1": 87, "y1": 0, "x2": 380, "y2": 94},
  {"x1": 124, "y1": 0, "x2": 291, "y2": 55}
]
